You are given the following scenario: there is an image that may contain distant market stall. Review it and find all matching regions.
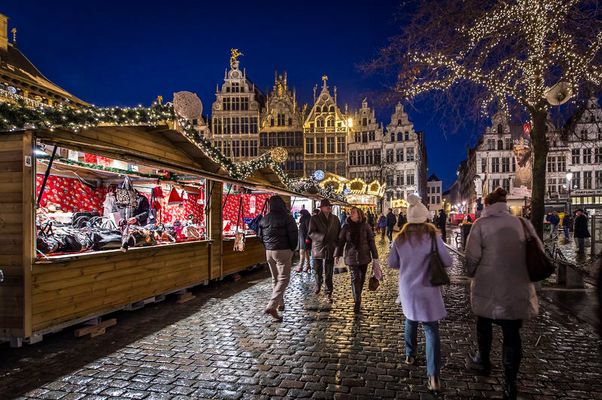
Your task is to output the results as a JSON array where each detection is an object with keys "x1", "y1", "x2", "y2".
[{"x1": 318, "y1": 173, "x2": 385, "y2": 213}]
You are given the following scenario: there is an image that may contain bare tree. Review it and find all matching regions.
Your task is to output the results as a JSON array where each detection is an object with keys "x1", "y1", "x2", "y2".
[{"x1": 368, "y1": 0, "x2": 602, "y2": 238}]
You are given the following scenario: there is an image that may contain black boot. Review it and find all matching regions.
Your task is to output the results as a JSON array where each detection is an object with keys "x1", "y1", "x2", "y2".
[
  {"x1": 502, "y1": 346, "x2": 521, "y2": 400},
  {"x1": 467, "y1": 351, "x2": 491, "y2": 376}
]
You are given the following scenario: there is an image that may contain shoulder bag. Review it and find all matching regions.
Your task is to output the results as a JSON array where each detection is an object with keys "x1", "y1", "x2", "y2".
[
  {"x1": 429, "y1": 233, "x2": 450, "y2": 286},
  {"x1": 518, "y1": 218, "x2": 555, "y2": 282}
]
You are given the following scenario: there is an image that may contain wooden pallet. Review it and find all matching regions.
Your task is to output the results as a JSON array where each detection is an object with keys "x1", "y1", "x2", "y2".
[{"x1": 74, "y1": 318, "x2": 116, "y2": 338}]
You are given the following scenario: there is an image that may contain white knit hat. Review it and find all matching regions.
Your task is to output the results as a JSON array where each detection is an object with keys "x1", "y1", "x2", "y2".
[{"x1": 406, "y1": 193, "x2": 429, "y2": 224}]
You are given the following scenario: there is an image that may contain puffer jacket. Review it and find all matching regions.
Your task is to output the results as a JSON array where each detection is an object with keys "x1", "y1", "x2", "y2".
[
  {"x1": 334, "y1": 218, "x2": 378, "y2": 266},
  {"x1": 465, "y1": 202, "x2": 539, "y2": 320},
  {"x1": 308, "y1": 212, "x2": 340, "y2": 259},
  {"x1": 258, "y1": 197, "x2": 298, "y2": 251}
]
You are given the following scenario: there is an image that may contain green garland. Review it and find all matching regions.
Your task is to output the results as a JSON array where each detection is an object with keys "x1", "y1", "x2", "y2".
[{"x1": 0, "y1": 101, "x2": 345, "y2": 202}]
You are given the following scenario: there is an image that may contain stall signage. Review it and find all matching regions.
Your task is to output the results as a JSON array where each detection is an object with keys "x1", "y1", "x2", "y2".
[{"x1": 573, "y1": 189, "x2": 602, "y2": 196}]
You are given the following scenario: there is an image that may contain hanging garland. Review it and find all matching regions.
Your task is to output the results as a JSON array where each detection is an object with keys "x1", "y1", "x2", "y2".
[{"x1": 0, "y1": 100, "x2": 345, "y2": 202}]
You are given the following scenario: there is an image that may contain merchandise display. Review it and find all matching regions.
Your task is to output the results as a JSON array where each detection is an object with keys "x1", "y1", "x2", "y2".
[
  {"x1": 221, "y1": 185, "x2": 271, "y2": 238},
  {"x1": 35, "y1": 149, "x2": 208, "y2": 258}
]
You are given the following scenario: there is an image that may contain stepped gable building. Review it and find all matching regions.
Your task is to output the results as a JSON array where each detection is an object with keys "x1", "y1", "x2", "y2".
[
  {"x1": 0, "y1": 13, "x2": 87, "y2": 107},
  {"x1": 382, "y1": 102, "x2": 424, "y2": 208},
  {"x1": 259, "y1": 72, "x2": 304, "y2": 177},
  {"x1": 209, "y1": 50, "x2": 265, "y2": 161},
  {"x1": 427, "y1": 174, "x2": 443, "y2": 212},
  {"x1": 348, "y1": 98, "x2": 384, "y2": 182},
  {"x1": 303, "y1": 75, "x2": 350, "y2": 177}
]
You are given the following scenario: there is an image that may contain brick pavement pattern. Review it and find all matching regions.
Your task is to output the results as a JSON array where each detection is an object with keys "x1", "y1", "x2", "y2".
[{"x1": 1, "y1": 239, "x2": 601, "y2": 399}]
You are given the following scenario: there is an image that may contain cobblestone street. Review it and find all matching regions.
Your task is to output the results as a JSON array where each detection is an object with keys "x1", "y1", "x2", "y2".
[{"x1": 1, "y1": 239, "x2": 601, "y2": 400}]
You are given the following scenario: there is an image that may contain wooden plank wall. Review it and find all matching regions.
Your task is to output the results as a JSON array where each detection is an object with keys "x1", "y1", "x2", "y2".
[
  {"x1": 222, "y1": 237, "x2": 266, "y2": 276},
  {"x1": 0, "y1": 133, "x2": 26, "y2": 338},
  {"x1": 209, "y1": 182, "x2": 223, "y2": 280},
  {"x1": 31, "y1": 242, "x2": 210, "y2": 332}
]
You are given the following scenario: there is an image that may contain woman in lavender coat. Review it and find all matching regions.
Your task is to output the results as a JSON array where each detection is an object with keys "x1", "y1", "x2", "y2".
[{"x1": 388, "y1": 194, "x2": 452, "y2": 393}]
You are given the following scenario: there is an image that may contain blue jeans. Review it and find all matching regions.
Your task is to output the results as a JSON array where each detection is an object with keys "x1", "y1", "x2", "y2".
[
  {"x1": 405, "y1": 319, "x2": 441, "y2": 377},
  {"x1": 563, "y1": 225, "x2": 570, "y2": 240}
]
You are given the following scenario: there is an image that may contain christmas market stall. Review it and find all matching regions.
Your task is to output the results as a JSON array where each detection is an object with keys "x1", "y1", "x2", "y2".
[{"x1": 0, "y1": 99, "x2": 301, "y2": 345}]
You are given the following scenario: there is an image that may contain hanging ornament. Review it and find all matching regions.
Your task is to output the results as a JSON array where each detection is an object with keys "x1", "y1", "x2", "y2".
[
  {"x1": 271, "y1": 147, "x2": 288, "y2": 164},
  {"x1": 168, "y1": 187, "x2": 183, "y2": 204},
  {"x1": 173, "y1": 91, "x2": 203, "y2": 120}
]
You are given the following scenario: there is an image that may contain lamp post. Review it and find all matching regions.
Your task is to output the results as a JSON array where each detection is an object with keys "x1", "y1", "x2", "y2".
[{"x1": 566, "y1": 171, "x2": 573, "y2": 215}]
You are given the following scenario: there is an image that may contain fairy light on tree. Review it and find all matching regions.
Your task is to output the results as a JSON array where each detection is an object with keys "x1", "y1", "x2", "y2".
[{"x1": 370, "y1": 0, "x2": 602, "y2": 238}]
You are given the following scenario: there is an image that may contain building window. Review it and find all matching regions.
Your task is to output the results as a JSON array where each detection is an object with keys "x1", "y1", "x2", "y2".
[
  {"x1": 396, "y1": 148, "x2": 404, "y2": 162},
  {"x1": 390, "y1": 132, "x2": 395, "y2": 142},
  {"x1": 505, "y1": 138, "x2": 512, "y2": 150},
  {"x1": 572, "y1": 148, "x2": 581, "y2": 164},
  {"x1": 316, "y1": 137, "x2": 324, "y2": 154},
  {"x1": 557, "y1": 156, "x2": 566, "y2": 172},
  {"x1": 241, "y1": 97, "x2": 249, "y2": 111},
  {"x1": 487, "y1": 139, "x2": 495, "y2": 150},
  {"x1": 317, "y1": 119, "x2": 324, "y2": 128},
  {"x1": 406, "y1": 171, "x2": 415, "y2": 186},
  {"x1": 327, "y1": 137, "x2": 335, "y2": 154},
  {"x1": 584, "y1": 171, "x2": 593, "y2": 189},
  {"x1": 223, "y1": 97, "x2": 231, "y2": 111},
  {"x1": 492, "y1": 157, "x2": 500, "y2": 173},
  {"x1": 397, "y1": 132, "x2": 403, "y2": 141},
  {"x1": 260, "y1": 133, "x2": 268, "y2": 147},
  {"x1": 583, "y1": 148, "x2": 592, "y2": 164},
  {"x1": 573, "y1": 171, "x2": 581, "y2": 189},
  {"x1": 336, "y1": 162, "x2": 345, "y2": 176},
  {"x1": 547, "y1": 156, "x2": 555, "y2": 172},
  {"x1": 358, "y1": 151, "x2": 365, "y2": 165},
  {"x1": 367, "y1": 150, "x2": 374, "y2": 165},
  {"x1": 349, "y1": 151, "x2": 357, "y2": 166},
  {"x1": 232, "y1": 97, "x2": 240, "y2": 111},
  {"x1": 405, "y1": 132, "x2": 410, "y2": 141},
  {"x1": 406, "y1": 147, "x2": 415, "y2": 162},
  {"x1": 497, "y1": 140, "x2": 504, "y2": 150},
  {"x1": 337, "y1": 137, "x2": 346, "y2": 153},
  {"x1": 596, "y1": 171, "x2": 602, "y2": 189},
  {"x1": 502, "y1": 157, "x2": 510, "y2": 173},
  {"x1": 481, "y1": 158, "x2": 487, "y2": 173},
  {"x1": 250, "y1": 117, "x2": 258, "y2": 133},
  {"x1": 386, "y1": 149, "x2": 394, "y2": 163},
  {"x1": 547, "y1": 178, "x2": 556, "y2": 194},
  {"x1": 232, "y1": 140, "x2": 240, "y2": 158},
  {"x1": 374, "y1": 150, "x2": 381, "y2": 165},
  {"x1": 491, "y1": 179, "x2": 500, "y2": 191},
  {"x1": 305, "y1": 138, "x2": 314, "y2": 154},
  {"x1": 213, "y1": 118, "x2": 222, "y2": 135},
  {"x1": 326, "y1": 118, "x2": 334, "y2": 128},
  {"x1": 386, "y1": 175, "x2": 394, "y2": 186},
  {"x1": 397, "y1": 175, "x2": 404, "y2": 186}
]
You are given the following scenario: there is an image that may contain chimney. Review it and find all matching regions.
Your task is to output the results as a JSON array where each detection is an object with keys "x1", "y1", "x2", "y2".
[{"x1": 0, "y1": 13, "x2": 8, "y2": 52}]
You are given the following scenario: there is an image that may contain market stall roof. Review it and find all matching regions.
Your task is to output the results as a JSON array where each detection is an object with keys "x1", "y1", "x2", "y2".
[{"x1": 30, "y1": 124, "x2": 310, "y2": 198}]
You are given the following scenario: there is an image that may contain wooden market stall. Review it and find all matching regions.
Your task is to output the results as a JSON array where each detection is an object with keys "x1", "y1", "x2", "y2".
[{"x1": 0, "y1": 124, "x2": 290, "y2": 345}]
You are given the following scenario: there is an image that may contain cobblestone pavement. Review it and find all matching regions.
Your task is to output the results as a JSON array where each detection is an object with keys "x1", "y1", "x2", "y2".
[{"x1": 1, "y1": 239, "x2": 601, "y2": 399}]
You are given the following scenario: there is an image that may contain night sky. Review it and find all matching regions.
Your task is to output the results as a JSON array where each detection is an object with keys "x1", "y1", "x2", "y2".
[{"x1": 3, "y1": 0, "x2": 479, "y2": 189}]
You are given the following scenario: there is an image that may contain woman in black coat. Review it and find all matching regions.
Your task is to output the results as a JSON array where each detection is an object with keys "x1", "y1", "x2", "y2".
[
  {"x1": 297, "y1": 209, "x2": 312, "y2": 272},
  {"x1": 334, "y1": 207, "x2": 379, "y2": 313},
  {"x1": 573, "y1": 209, "x2": 590, "y2": 254}
]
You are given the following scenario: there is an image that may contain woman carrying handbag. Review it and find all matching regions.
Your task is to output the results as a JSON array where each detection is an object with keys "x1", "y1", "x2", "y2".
[
  {"x1": 387, "y1": 194, "x2": 452, "y2": 394},
  {"x1": 334, "y1": 207, "x2": 379, "y2": 314}
]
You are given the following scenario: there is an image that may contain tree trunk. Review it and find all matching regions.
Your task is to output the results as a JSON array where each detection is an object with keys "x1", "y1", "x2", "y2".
[{"x1": 529, "y1": 108, "x2": 549, "y2": 240}]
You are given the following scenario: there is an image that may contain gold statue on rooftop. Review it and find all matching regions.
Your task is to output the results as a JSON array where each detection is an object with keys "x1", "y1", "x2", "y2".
[{"x1": 230, "y1": 48, "x2": 243, "y2": 69}]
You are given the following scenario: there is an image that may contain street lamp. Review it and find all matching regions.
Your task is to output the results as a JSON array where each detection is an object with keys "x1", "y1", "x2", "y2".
[{"x1": 565, "y1": 171, "x2": 573, "y2": 214}]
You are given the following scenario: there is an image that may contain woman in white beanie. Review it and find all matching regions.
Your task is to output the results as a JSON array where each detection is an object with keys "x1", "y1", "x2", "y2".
[{"x1": 387, "y1": 193, "x2": 453, "y2": 394}]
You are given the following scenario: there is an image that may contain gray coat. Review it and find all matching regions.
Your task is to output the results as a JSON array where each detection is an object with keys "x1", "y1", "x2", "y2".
[
  {"x1": 334, "y1": 219, "x2": 379, "y2": 266},
  {"x1": 465, "y1": 202, "x2": 539, "y2": 320},
  {"x1": 308, "y1": 212, "x2": 340, "y2": 259}
]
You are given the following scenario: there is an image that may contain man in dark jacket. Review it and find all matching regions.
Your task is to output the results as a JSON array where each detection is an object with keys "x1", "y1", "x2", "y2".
[
  {"x1": 562, "y1": 213, "x2": 571, "y2": 242},
  {"x1": 385, "y1": 208, "x2": 397, "y2": 241},
  {"x1": 309, "y1": 199, "x2": 340, "y2": 302},
  {"x1": 437, "y1": 209, "x2": 447, "y2": 242},
  {"x1": 258, "y1": 196, "x2": 298, "y2": 321},
  {"x1": 397, "y1": 212, "x2": 407, "y2": 230},
  {"x1": 574, "y1": 209, "x2": 590, "y2": 254}
]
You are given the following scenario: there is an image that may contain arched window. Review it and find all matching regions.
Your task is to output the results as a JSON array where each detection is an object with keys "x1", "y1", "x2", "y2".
[
  {"x1": 397, "y1": 132, "x2": 403, "y2": 141},
  {"x1": 326, "y1": 118, "x2": 334, "y2": 127},
  {"x1": 497, "y1": 139, "x2": 504, "y2": 150},
  {"x1": 390, "y1": 133, "x2": 395, "y2": 142},
  {"x1": 315, "y1": 106, "x2": 321, "y2": 113},
  {"x1": 317, "y1": 118, "x2": 325, "y2": 128},
  {"x1": 329, "y1": 106, "x2": 335, "y2": 113},
  {"x1": 327, "y1": 162, "x2": 335, "y2": 172},
  {"x1": 497, "y1": 124, "x2": 503, "y2": 134}
]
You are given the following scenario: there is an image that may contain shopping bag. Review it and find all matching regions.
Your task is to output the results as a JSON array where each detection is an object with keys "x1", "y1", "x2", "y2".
[{"x1": 372, "y1": 259, "x2": 383, "y2": 281}]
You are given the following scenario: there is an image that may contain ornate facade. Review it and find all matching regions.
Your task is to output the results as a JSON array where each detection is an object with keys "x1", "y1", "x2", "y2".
[
  {"x1": 0, "y1": 13, "x2": 87, "y2": 107},
  {"x1": 348, "y1": 99, "x2": 384, "y2": 182},
  {"x1": 303, "y1": 76, "x2": 349, "y2": 177},
  {"x1": 382, "y1": 103, "x2": 423, "y2": 208},
  {"x1": 259, "y1": 73, "x2": 304, "y2": 177},
  {"x1": 427, "y1": 174, "x2": 443, "y2": 212},
  {"x1": 209, "y1": 51, "x2": 264, "y2": 161}
]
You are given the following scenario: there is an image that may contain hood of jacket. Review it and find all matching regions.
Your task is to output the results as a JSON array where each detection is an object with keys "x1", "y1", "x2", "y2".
[
  {"x1": 481, "y1": 202, "x2": 509, "y2": 218},
  {"x1": 268, "y1": 196, "x2": 287, "y2": 214}
]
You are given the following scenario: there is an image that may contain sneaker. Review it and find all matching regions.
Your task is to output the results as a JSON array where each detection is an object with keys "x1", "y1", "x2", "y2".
[
  {"x1": 427, "y1": 376, "x2": 441, "y2": 393},
  {"x1": 467, "y1": 352, "x2": 491, "y2": 375},
  {"x1": 404, "y1": 356, "x2": 416, "y2": 365}
]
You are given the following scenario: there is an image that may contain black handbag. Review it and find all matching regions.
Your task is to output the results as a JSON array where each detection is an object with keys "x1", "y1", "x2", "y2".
[
  {"x1": 91, "y1": 230, "x2": 123, "y2": 250},
  {"x1": 36, "y1": 221, "x2": 61, "y2": 255},
  {"x1": 429, "y1": 234, "x2": 450, "y2": 286},
  {"x1": 115, "y1": 176, "x2": 137, "y2": 207},
  {"x1": 519, "y1": 218, "x2": 555, "y2": 282}
]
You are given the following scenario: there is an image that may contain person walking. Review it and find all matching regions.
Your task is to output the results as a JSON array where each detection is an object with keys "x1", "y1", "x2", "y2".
[
  {"x1": 258, "y1": 196, "x2": 299, "y2": 322},
  {"x1": 296, "y1": 208, "x2": 312, "y2": 273},
  {"x1": 387, "y1": 194, "x2": 452, "y2": 394},
  {"x1": 562, "y1": 213, "x2": 571, "y2": 242},
  {"x1": 377, "y1": 213, "x2": 387, "y2": 240},
  {"x1": 548, "y1": 211, "x2": 560, "y2": 238},
  {"x1": 437, "y1": 209, "x2": 447, "y2": 242},
  {"x1": 397, "y1": 212, "x2": 407, "y2": 231},
  {"x1": 574, "y1": 209, "x2": 590, "y2": 254},
  {"x1": 339, "y1": 209, "x2": 348, "y2": 227},
  {"x1": 309, "y1": 199, "x2": 341, "y2": 302},
  {"x1": 386, "y1": 208, "x2": 397, "y2": 241},
  {"x1": 465, "y1": 187, "x2": 540, "y2": 400},
  {"x1": 334, "y1": 207, "x2": 379, "y2": 314},
  {"x1": 367, "y1": 210, "x2": 375, "y2": 232}
]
